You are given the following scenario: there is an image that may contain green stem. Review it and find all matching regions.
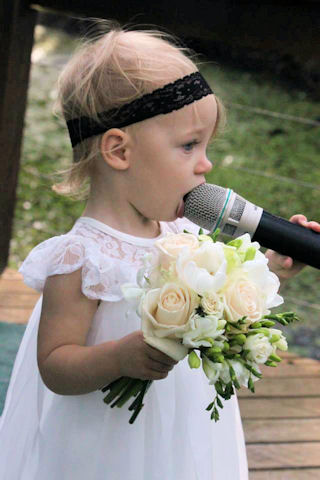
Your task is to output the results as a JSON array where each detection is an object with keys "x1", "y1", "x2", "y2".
[
  {"x1": 110, "y1": 378, "x2": 138, "y2": 408},
  {"x1": 103, "y1": 377, "x2": 130, "y2": 404}
]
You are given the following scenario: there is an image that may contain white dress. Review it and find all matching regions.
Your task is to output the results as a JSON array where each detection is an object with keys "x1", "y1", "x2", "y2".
[{"x1": 0, "y1": 217, "x2": 248, "y2": 480}]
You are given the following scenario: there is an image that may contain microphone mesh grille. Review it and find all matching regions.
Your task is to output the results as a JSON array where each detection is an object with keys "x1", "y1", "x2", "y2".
[{"x1": 183, "y1": 183, "x2": 227, "y2": 231}]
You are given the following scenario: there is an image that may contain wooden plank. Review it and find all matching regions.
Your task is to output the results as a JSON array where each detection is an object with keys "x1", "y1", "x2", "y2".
[
  {"x1": 238, "y1": 377, "x2": 320, "y2": 397},
  {"x1": 247, "y1": 442, "x2": 320, "y2": 469},
  {"x1": 0, "y1": 279, "x2": 37, "y2": 293},
  {"x1": 0, "y1": 1, "x2": 37, "y2": 273},
  {"x1": 239, "y1": 397, "x2": 320, "y2": 419},
  {"x1": 250, "y1": 469, "x2": 320, "y2": 480},
  {"x1": 0, "y1": 293, "x2": 40, "y2": 308},
  {"x1": 0, "y1": 268, "x2": 23, "y2": 279},
  {"x1": 0, "y1": 307, "x2": 34, "y2": 324},
  {"x1": 243, "y1": 418, "x2": 320, "y2": 443}
]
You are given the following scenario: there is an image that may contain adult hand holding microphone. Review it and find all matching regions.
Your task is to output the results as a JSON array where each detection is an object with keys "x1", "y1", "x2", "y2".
[{"x1": 183, "y1": 183, "x2": 320, "y2": 270}]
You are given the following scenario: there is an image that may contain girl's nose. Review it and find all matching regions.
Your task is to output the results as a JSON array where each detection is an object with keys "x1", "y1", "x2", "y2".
[{"x1": 195, "y1": 156, "x2": 213, "y2": 175}]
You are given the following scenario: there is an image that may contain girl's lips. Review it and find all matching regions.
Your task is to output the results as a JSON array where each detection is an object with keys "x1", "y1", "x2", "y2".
[{"x1": 176, "y1": 199, "x2": 185, "y2": 218}]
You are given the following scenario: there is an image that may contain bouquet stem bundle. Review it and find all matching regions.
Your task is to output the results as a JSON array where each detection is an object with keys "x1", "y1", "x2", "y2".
[
  {"x1": 101, "y1": 228, "x2": 299, "y2": 424},
  {"x1": 102, "y1": 311, "x2": 298, "y2": 423}
]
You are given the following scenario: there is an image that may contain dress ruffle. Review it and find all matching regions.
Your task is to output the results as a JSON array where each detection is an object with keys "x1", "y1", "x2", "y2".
[{"x1": 19, "y1": 234, "x2": 130, "y2": 302}]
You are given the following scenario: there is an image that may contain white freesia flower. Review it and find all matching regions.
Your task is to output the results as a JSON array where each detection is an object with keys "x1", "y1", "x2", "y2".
[
  {"x1": 268, "y1": 328, "x2": 288, "y2": 351},
  {"x1": 176, "y1": 241, "x2": 227, "y2": 295},
  {"x1": 236, "y1": 233, "x2": 260, "y2": 257},
  {"x1": 182, "y1": 312, "x2": 224, "y2": 348},
  {"x1": 244, "y1": 333, "x2": 274, "y2": 364},
  {"x1": 141, "y1": 283, "x2": 198, "y2": 361},
  {"x1": 219, "y1": 360, "x2": 259, "y2": 388},
  {"x1": 202, "y1": 357, "x2": 222, "y2": 384}
]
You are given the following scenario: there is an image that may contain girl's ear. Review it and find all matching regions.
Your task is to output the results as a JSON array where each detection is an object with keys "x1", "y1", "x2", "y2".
[{"x1": 100, "y1": 128, "x2": 130, "y2": 170}]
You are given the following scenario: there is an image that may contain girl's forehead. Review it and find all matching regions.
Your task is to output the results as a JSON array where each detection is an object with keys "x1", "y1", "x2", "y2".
[{"x1": 153, "y1": 94, "x2": 217, "y2": 134}]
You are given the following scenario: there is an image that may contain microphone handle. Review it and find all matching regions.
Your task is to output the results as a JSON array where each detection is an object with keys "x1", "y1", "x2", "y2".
[{"x1": 252, "y1": 211, "x2": 320, "y2": 269}]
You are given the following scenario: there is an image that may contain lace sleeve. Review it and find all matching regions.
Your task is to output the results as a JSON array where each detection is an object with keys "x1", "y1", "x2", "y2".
[{"x1": 19, "y1": 234, "x2": 123, "y2": 302}]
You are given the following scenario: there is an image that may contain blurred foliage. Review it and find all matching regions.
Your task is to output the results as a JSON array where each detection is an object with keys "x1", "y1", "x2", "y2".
[{"x1": 10, "y1": 27, "x2": 320, "y2": 354}]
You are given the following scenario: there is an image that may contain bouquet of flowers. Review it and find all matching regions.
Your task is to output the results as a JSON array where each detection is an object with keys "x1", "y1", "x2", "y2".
[{"x1": 101, "y1": 229, "x2": 298, "y2": 424}]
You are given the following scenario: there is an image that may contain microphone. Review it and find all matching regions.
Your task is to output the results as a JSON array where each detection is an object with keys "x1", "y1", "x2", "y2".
[{"x1": 183, "y1": 183, "x2": 320, "y2": 269}]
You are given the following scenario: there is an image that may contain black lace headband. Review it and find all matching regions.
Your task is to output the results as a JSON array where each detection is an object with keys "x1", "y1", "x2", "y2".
[{"x1": 66, "y1": 71, "x2": 213, "y2": 148}]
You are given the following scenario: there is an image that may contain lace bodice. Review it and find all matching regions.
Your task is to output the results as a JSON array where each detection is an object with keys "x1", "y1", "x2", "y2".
[{"x1": 19, "y1": 216, "x2": 200, "y2": 302}]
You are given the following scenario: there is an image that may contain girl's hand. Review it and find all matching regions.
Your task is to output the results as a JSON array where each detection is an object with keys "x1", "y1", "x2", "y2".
[
  {"x1": 265, "y1": 214, "x2": 320, "y2": 281},
  {"x1": 114, "y1": 330, "x2": 178, "y2": 381}
]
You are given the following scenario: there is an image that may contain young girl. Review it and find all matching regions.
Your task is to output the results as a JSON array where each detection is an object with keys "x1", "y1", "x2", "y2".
[{"x1": 0, "y1": 25, "x2": 319, "y2": 480}]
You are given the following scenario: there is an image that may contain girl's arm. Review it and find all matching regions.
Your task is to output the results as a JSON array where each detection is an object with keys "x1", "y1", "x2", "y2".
[{"x1": 38, "y1": 269, "x2": 177, "y2": 396}]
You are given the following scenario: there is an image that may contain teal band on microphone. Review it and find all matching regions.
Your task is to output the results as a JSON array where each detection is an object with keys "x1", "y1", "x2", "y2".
[{"x1": 215, "y1": 189, "x2": 232, "y2": 231}]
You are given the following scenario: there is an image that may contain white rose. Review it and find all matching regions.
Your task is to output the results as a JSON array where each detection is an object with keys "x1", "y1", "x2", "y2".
[
  {"x1": 244, "y1": 333, "x2": 274, "y2": 364},
  {"x1": 243, "y1": 253, "x2": 283, "y2": 309},
  {"x1": 182, "y1": 312, "x2": 223, "y2": 348},
  {"x1": 222, "y1": 274, "x2": 267, "y2": 324},
  {"x1": 201, "y1": 292, "x2": 224, "y2": 318},
  {"x1": 155, "y1": 233, "x2": 199, "y2": 269},
  {"x1": 176, "y1": 241, "x2": 227, "y2": 295},
  {"x1": 141, "y1": 283, "x2": 198, "y2": 361},
  {"x1": 202, "y1": 357, "x2": 222, "y2": 385}
]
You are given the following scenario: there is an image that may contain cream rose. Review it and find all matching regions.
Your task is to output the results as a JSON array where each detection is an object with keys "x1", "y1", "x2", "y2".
[
  {"x1": 156, "y1": 233, "x2": 199, "y2": 269},
  {"x1": 141, "y1": 283, "x2": 199, "y2": 361},
  {"x1": 244, "y1": 333, "x2": 274, "y2": 364},
  {"x1": 222, "y1": 275, "x2": 266, "y2": 324}
]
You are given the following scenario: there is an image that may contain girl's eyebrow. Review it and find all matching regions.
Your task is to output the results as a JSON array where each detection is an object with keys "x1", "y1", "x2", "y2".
[{"x1": 183, "y1": 124, "x2": 213, "y2": 136}]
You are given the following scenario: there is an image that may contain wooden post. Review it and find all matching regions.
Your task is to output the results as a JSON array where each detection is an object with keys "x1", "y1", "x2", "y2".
[{"x1": 0, "y1": 1, "x2": 37, "y2": 273}]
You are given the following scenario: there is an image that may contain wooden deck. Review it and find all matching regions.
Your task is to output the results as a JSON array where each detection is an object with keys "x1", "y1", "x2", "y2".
[{"x1": 1, "y1": 268, "x2": 320, "y2": 478}]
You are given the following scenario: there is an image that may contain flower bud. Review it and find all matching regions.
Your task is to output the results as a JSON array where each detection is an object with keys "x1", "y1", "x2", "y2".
[
  {"x1": 188, "y1": 350, "x2": 201, "y2": 369},
  {"x1": 261, "y1": 320, "x2": 276, "y2": 327},
  {"x1": 207, "y1": 346, "x2": 222, "y2": 354},
  {"x1": 265, "y1": 361, "x2": 277, "y2": 367},
  {"x1": 244, "y1": 246, "x2": 256, "y2": 262},
  {"x1": 234, "y1": 334, "x2": 246, "y2": 345},
  {"x1": 227, "y1": 239, "x2": 243, "y2": 249},
  {"x1": 250, "y1": 322, "x2": 262, "y2": 329},
  {"x1": 269, "y1": 353, "x2": 281, "y2": 363},
  {"x1": 270, "y1": 333, "x2": 281, "y2": 343},
  {"x1": 222, "y1": 342, "x2": 230, "y2": 352},
  {"x1": 198, "y1": 234, "x2": 213, "y2": 243},
  {"x1": 248, "y1": 377, "x2": 255, "y2": 393}
]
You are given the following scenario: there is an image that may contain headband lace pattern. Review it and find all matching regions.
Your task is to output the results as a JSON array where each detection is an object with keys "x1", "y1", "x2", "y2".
[{"x1": 67, "y1": 72, "x2": 213, "y2": 148}]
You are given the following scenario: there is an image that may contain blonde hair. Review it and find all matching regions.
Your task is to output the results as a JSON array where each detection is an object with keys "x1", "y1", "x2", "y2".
[{"x1": 53, "y1": 22, "x2": 225, "y2": 198}]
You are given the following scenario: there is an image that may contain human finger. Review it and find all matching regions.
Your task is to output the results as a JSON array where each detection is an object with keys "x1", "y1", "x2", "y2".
[
  {"x1": 289, "y1": 214, "x2": 307, "y2": 224},
  {"x1": 146, "y1": 357, "x2": 174, "y2": 373},
  {"x1": 267, "y1": 249, "x2": 293, "y2": 270},
  {"x1": 145, "y1": 344, "x2": 178, "y2": 366},
  {"x1": 289, "y1": 215, "x2": 320, "y2": 232}
]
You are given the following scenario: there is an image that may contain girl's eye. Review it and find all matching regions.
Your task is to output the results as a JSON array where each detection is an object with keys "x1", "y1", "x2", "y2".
[{"x1": 182, "y1": 141, "x2": 199, "y2": 152}]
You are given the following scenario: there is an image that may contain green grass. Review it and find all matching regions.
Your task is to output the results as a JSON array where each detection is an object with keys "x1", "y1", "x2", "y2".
[{"x1": 10, "y1": 28, "x2": 320, "y2": 355}]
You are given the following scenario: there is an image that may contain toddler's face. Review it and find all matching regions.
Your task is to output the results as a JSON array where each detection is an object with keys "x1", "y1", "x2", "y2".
[{"x1": 126, "y1": 94, "x2": 217, "y2": 222}]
